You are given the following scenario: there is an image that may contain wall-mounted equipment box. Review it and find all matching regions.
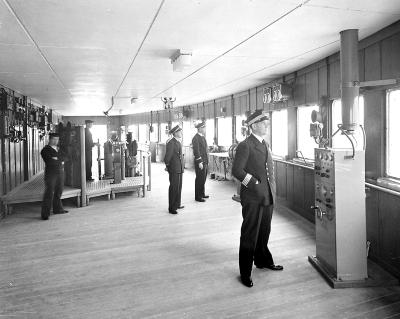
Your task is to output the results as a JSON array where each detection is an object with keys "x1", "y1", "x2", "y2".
[{"x1": 272, "y1": 83, "x2": 291, "y2": 102}]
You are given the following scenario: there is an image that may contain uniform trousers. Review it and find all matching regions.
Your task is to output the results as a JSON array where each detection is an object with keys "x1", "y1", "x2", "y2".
[
  {"x1": 41, "y1": 171, "x2": 65, "y2": 218},
  {"x1": 194, "y1": 163, "x2": 208, "y2": 199},
  {"x1": 239, "y1": 202, "x2": 274, "y2": 277},
  {"x1": 168, "y1": 172, "x2": 182, "y2": 212},
  {"x1": 86, "y1": 150, "x2": 92, "y2": 180}
]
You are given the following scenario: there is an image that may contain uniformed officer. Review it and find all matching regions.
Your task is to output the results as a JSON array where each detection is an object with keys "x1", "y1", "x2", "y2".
[
  {"x1": 84, "y1": 119, "x2": 96, "y2": 181},
  {"x1": 164, "y1": 125, "x2": 184, "y2": 214},
  {"x1": 125, "y1": 132, "x2": 138, "y2": 177},
  {"x1": 41, "y1": 133, "x2": 68, "y2": 220},
  {"x1": 192, "y1": 121, "x2": 209, "y2": 202},
  {"x1": 232, "y1": 109, "x2": 283, "y2": 288}
]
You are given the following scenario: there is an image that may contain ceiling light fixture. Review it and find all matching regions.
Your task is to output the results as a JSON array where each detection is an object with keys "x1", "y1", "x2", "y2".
[{"x1": 170, "y1": 49, "x2": 192, "y2": 72}]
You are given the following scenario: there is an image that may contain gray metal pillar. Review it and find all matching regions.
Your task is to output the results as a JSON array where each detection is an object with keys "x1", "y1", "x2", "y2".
[
  {"x1": 80, "y1": 126, "x2": 87, "y2": 207},
  {"x1": 340, "y1": 29, "x2": 359, "y2": 132}
]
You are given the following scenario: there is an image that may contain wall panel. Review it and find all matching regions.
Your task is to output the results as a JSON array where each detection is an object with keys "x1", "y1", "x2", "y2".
[
  {"x1": 294, "y1": 74, "x2": 306, "y2": 106},
  {"x1": 329, "y1": 60, "x2": 340, "y2": 99},
  {"x1": 364, "y1": 91, "x2": 385, "y2": 179},
  {"x1": 364, "y1": 42, "x2": 381, "y2": 81},
  {"x1": 381, "y1": 33, "x2": 400, "y2": 80},
  {"x1": 249, "y1": 88, "x2": 257, "y2": 111},
  {"x1": 358, "y1": 50, "x2": 365, "y2": 82},
  {"x1": 318, "y1": 65, "x2": 328, "y2": 98},
  {"x1": 204, "y1": 101, "x2": 215, "y2": 119},
  {"x1": 305, "y1": 70, "x2": 318, "y2": 105},
  {"x1": 9, "y1": 141, "x2": 15, "y2": 190}
]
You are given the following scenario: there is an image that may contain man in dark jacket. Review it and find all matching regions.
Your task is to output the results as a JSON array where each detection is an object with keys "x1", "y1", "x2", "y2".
[
  {"x1": 85, "y1": 119, "x2": 96, "y2": 181},
  {"x1": 41, "y1": 133, "x2": 68, "y2": 220},
  {"x1": 164, "y1": 125, "x2": 184, "y2": 215},
  {"x1": 192, "y1": 121, "x2": 209, "y2": 202},
  {"x1": 232, "y1": 109, "x2": 283, "y2": 288}
]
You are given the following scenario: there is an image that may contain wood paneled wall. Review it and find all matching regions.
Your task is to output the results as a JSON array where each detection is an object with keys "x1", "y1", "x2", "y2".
[
  {"x1": 1, "y1": 127, "x2": 46, "y2": 196},
  {"x1": 0, "y1": 89, "x2": 61, "y2": 218},
  {"x1": 119, "y1": 20, "x2": 400, "y2": 128}
]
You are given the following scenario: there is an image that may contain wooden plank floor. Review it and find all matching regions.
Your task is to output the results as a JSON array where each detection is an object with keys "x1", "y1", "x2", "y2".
[{"x1": 0, "y1": 163, "x2": 399, "y2": 319}]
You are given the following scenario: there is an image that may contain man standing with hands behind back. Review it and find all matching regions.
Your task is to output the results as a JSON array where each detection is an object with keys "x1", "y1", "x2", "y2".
[
  {"x1": 41, "y1": 133, "x2": 68, "y2": 220},
  {"x1": 232, "y1": 109, "x2": 283, "y2": 288},
  {"x1": 192, "y1": 121, "x2": 209, "y2": 202},
  {"x1": 164, "y1": 125, "x2": 184, "y2": 215}
]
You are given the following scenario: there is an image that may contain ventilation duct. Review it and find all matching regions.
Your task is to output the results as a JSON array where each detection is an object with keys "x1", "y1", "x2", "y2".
[{"x1": 340, "y1": 29, "x2": 360, "y2": 132}]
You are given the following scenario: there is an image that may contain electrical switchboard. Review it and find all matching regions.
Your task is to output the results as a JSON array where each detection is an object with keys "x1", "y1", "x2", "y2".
[{"x1": 310, "y1": 148, "x2": 367, "y2": 285}]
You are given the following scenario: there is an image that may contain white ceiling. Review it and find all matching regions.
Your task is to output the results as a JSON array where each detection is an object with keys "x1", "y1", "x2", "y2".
[{"x1": 1, "y1": 0, "x2": 400, "y2": 116}]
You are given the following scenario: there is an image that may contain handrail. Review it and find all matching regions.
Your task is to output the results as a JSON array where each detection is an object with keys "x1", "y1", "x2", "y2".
[
  {"x1": 273, "y1": 158, "x2": 400, "y2": 198},
  {"x1": 365, "y1": 182, "x2": 400, "y2": 197}
]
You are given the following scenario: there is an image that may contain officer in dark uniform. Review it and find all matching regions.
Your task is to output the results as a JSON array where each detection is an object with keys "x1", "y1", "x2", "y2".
[
  {"x1": 232, "y1": 109, "x2": 283, "y2": 288},
  {"x1": 84, "y1": 119, "x2": 95, "y2": 181},
  {"x1": 164, "y1": 125, "x2": 184, "y2": 215},
  {"x1": 125, "y1": 132, "x2": 138, "y2": 177},
  {"x1": 192, "y1": 121, "x2": 209, "y2": 202},
  {"x1": 41, "y1": 133, "x2": 68, "y2": 220}
]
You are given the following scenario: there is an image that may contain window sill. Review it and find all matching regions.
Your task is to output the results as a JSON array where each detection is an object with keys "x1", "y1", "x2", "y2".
[{"x1": 376, "y1": 177, "x2": 400, "y2": 193}]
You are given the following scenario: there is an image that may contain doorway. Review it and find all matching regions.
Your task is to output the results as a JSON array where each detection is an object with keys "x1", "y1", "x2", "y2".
[{"x1": 90, "y1": 125, "x2": 107, "y2": 180}]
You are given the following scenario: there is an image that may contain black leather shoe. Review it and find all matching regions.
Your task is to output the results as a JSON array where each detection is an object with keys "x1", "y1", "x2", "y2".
[
  {"x1": 54, "y1": 210, "x2": 69, "y2": 214},
  {"x1": 87, "y1": 178, "x2": 95, "y2": 182},
  {"x1": 241, "y1": 276, "x2": 253, "y2": 288},
  {"x1": 202, "y1": 195, "x2": 210, "y2": 199},
  {"x1": 177, "y1": 206, "x2": 185, "y2": 209},
  {"x1": 256, "y1": 264, "x2": 284, "y2": 271},
  {"x1": 195, "y1": 198, "x2": 205, "y2": 202},
  {"x1": 169, "y1": 210, "x2": 178, "y2": 214},
  {"x1": 41, "y1": 213, "x2": 49, "y2": 220}
]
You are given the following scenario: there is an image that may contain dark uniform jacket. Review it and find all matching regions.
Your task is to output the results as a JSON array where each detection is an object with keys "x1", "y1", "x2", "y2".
[
  {"x1": 192, "y1": 133, "x2": 208, "y2": 165},
  {"x1": 164, "y1": 138, "x2": 184, "y2": 173},
  {"x1": 41, "y1": 145, "x2": 65, "y2": 175},
  {"x1": 232, "y1": 134, "x2": 276, "y2": 206}
]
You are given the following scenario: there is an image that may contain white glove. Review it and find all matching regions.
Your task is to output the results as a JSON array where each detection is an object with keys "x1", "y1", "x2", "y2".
[{"x1": 199, "y1": 162, "x2": 204, "y2": 170}]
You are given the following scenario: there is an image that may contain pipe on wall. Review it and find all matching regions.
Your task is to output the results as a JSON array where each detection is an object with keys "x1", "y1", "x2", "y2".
[{"x1": 340, "y1": 29, "x2": 360, "y2": 132}]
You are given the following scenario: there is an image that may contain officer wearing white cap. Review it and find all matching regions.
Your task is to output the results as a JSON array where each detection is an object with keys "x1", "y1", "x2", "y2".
[
  {"x1": 40, "y1": 132, "x2": 68, "y2": 220},
  {"x1": 164, "y1": 125, "x2": 184, "y2": 214},
  {"x1": 192, "y1": 120, "x2": 209, "y2": 202},
  {"x1": 232, "y1": 109, "x2": 283, "y2": 287}
]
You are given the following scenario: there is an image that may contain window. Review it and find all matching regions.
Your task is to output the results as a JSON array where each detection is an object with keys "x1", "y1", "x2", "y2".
[
  {"x1": 138, "y1": 124, "x2": 148, "y2": 143},
  {"x1": 332, "y1": 96, "x2": 364, "y2": 149},
  {"x1": 150, "y1": 123, "x2": 158, "y2": 142},
  {"x1": 205, "y1": 118, "x2": 215, "y2": 146},
  {"x1": 271, "y1": 109, "x2": 288, "y2": 157},
  {"x1": 297, "y1": 105, "x2": 319, "y2": 160},
  {"x1": 182, "y1": 120, "x2": 196, "y2": 146},
  {"x1": 235, "y1": 114, "x2": 246, "y2": 143},
  {"x1": 217, "y1": 117, "x2": 232, "y2": 147},
  {"x1": 128, "y1": 125, "x2": 138, "y2": 141},
  {"x1": 387, "y1": 90, "x2": 400, "y2": 178}
]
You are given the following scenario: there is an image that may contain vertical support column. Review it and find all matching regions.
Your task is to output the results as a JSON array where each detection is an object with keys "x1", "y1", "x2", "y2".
[
  {"x1": 340, "y1": 29, "x2": 359, "y2": 132},
  {"x1": 231, "y1": 95, "x2": 235, "y2": 144},
  {"x1": 79, "y1": 126, "x2": 87, "y2": 207},
  {"x1": 147, "y1": 154, "x2": 151, "y2": 191},
  {"x1": 142, "y1": 154, "x2": 146, "y2": 197},
  {"x1": 23, "y1": 96, "x2": 29, "y2": 181},
  {"x1": 121, "y1": 146, "x2": 125, "y2": 180}
]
